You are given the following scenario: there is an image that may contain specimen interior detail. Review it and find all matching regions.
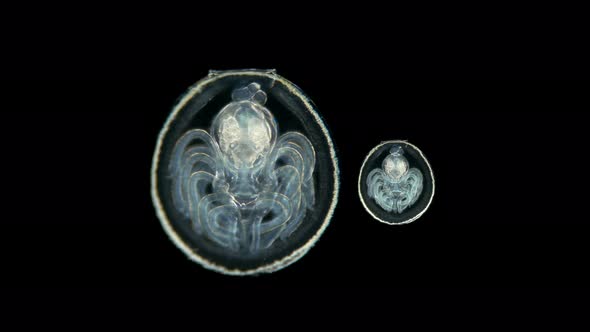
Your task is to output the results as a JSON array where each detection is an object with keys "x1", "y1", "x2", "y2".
[
  {"x1": 366, "y1": 145, "x2": 423, "y2": 213},
  {"x1": 169, "y1": 83, "x2": 316, "y2": 252}
]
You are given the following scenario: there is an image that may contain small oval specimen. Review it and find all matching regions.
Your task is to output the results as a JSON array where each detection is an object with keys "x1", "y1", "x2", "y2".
[
  {"x1": 151, "y1": 70, "x2": 339, "y2": 275},
  {"x1": 359, "y1": 141, "x2": 434, "y2": 225}
]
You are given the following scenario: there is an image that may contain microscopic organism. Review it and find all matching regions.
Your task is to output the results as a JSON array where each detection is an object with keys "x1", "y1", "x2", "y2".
[
  {"x1": 151, "y1": 70, "x2": 338, "y2": 275},
  {"x1": 366, "y1": 145, "x2": 423, "y2": 214},
  {"x1": 358, "y1": 141, "x2": 434, "y2": 225},
  {"x1": 169, "y1": 83, "x2": 316, "y2": 252}
]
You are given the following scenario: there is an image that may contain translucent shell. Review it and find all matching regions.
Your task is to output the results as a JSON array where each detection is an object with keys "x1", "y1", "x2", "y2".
[
  {"x1": 359, "y1": 141, "x2": 434, "y2": 225},
  {"x1": 151, "y1": 70, "x2": 339, "y2": 275}
]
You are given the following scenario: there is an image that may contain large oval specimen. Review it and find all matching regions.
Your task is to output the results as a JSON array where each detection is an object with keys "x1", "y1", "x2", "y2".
[{"x1": 151, "y1": 70, "x2": 339, "y2": 275}]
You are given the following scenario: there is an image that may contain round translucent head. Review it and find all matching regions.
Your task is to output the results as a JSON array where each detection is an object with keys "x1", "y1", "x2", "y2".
[
  {"x1": 211, "y1": 83, "x2": 277, "y2": 170},
  {"x1": 383, "y1": 146, "x2": 409, "y2": 181}
]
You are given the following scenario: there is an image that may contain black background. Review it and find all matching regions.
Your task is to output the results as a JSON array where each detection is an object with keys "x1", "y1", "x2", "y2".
[
  {"x1": 3, "y1": 72, "x2": 588, "y2": 291},
  {"x1": 1, "y1": 12, "x2": 589, "y2": 319}
]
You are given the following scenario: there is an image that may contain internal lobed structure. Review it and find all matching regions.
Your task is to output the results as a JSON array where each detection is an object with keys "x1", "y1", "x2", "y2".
[
  {"x1": 366, "y1": 145, "x2": 423, "y2": 213},
  {"x1": 169, "y1": 83, "x2": 316, "y2": 252}
]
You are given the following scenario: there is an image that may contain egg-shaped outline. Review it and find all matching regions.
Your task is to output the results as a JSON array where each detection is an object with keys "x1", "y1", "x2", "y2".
[
  {"x1": 151, "y1": 69, "x2": 340, "y2": 275},
  {"x1": 358, "y1": 140, "x2": 434, "y2": 225}
]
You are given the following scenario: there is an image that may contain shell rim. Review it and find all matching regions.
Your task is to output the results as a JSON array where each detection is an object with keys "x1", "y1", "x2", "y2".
[
  {"x1": 151, "y1": 69, "x2": 340, "y2": 275},
  {"x1": 357, "y1": 140, "x2": 435, "y2": 225}
]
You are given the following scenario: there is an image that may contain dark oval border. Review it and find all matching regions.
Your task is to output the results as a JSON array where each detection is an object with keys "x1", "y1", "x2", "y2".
[
  {"x1": 358, "y1": 140, "x2": 435, "y2": 225},
  {"x1": 151, "y1": 69, "x2": 340, "y2": 275}
]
